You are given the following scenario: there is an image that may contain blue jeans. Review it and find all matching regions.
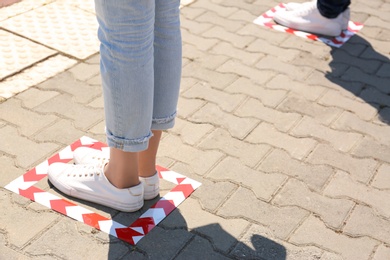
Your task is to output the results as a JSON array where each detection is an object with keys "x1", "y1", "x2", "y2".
[
  {"x1": 317, "y1": 0, "x2": 350, "y2": 18},
  {"x1": 94, "y1": 0, "x2": 182, "y2": 152}
]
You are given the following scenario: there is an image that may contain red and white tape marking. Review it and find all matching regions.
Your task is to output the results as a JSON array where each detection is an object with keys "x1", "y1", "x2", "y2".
[
  {"x1": 253, "y1": 3, "x2": 364, "y2": 48},
  {"x1": 4, "y1": 136, "x2": 201, "y2": 245}
]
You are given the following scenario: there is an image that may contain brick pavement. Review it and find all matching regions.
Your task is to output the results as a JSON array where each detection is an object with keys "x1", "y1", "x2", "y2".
[{"x1": 1, "y1": 0, "x2": 390, "y2": 259}]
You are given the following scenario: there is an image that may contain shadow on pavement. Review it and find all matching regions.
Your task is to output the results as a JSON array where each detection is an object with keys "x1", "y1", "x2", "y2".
[
  {"x1": 326, "y1": 34, "x2": 390, "y2": 124},
  {"x1": 107, "y1": 201, "x2": 287, "y2": 259}
]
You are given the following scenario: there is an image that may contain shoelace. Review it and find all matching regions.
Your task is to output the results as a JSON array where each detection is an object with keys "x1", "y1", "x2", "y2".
[{"x1": 67, "y1": 165, "x2": 102, "y2": 178}]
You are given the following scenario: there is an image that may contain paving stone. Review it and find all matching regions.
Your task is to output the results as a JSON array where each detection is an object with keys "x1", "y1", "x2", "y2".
[
  {"x1": 291, "y1": 51, "x2": 333, "y2": 73},
  {"x1": 278, "y1": 95, "x2": 342, "y2": 125},
  {"x1": 16, "y1": 88, "x2": 59, "y2": 109},
  {"x1": 376, "y1": 62, "x2": 390, "y2": 78},
  {"x1": 228, "y1": 8, "x2": 258, "y2": 22},
  {"x1": 0, "y1": 125, "x2": 59, "y2": 168},
  {"x1": 267, "y1": 74, "x2": 326, "y2": 101},
  {"x1": 307, "y1": 144, "x2": 377, "y2": 183},
  {"x1": 217, "y1": 59, "x2": 276, "y2": 85},
  {"x1": 197, "y1": 10, "x2": 245, "y2": 33},
  {"x1": 203, "y1": 25, "x2": 256, "y2": 49},
  {"x1": 247, "y1": 38, "x2": 301, "y2": 62},
  {"x1": 34, "y1": 93, "x2": 103, "y2": 131},
  {"x1": 180, "y1": 5, "x2": 206, "y2": 20},
  {"x1": 158, "y1": 134, "x2": 224, "y2": 176},
  {"x1": 25, "y1": 218, "x2": 130, "y2": 259},
  {"x1": 191, "y1": 0, "x2": 238, "y2": 17},
  {"x1": 376, "y1": 110, "x2": 390, "y2": 127},
  {"x1": 259, "y1": 149, "x2": 333, "y2": 191},
  {"x1": 136, "y1": 226, "x2": 193, "y2": 259},
  {"x1": 0, "y1": 188, "x2": 58, "y2": 248},
  {"x1": 237, "y1": 23, "x2": 288, "y2": 46},
  {"x1": 256, "y1": 55, "x2": 313, "y2": 80},
  {"x1": 324, "y1": 171, "x2": 390, "y2": 219},
  {"x1": 330, "y1": 48, "x2": 382, "y2": 74},
  {"x1": 169, "y1": 118, "x2": 214, "y2": 146},
  {"x1": 235, "y1": 97, "x2": 301, "y2": 132},
  {"x1": 371, "y1": 163, "x2": 390, "y2": 190},
  {"x1": 1, "y1": 1, "x2": 99, "y2": 60},
  {"x1": 0, "y1": 155, "x2": 25, "y2": 187},
  {"x1": 273, "y1": 179, "x2": 354, "y2": 229},
  {"x1": 351, "y1": 137, "x2": 390, "y2": 164},
  {"x1": 0, "y1": 232, "x2": 30, "y2": 260},
  {"x1": 192, "y1": 179, "x2": 236, "y2": 212},
  {"x1": 183, "y1": 61, "x2": 237, "y2": 89},
  {"x1": 180, "y1": 76, "x2": 198, "y2": 93},
  {"x1": 218, "y1": 187, "x2": 308, "y2": 239},
  {"x1": 319, "y1": 89, "x2": 379, "y2": 121},
  {"x1": 182, "y1": 28, "x2": 219, "y2": 51},
  {"x1": 305, "y1": 70, "x2": 364, "y2": 95},
  {"x1": 209, "y1": 156, "x2": 286, "y2": 201},
  {"x1": 183, "y1": 43, "x2": 229, "y2": 70},
  {"x1": 33, "y1": 118, "x2": 86, "y2": 145},
  {"x1": 232, "y1": 224, "x2": 342, "y2": 260},
  {"x1": 38, "y1": 71, "x2": 102, "y2": 104},
  {"x1": 333, "y1": 111, "x2": 390, "y2": 146},
  {"x1": 246, "y1": 122, "x2": 317, "y2": 160},
  {"x1": 181, "y1": 15, "x2": 214, "y2": 35},
  {"x1": 291, "y1": 116, "x2": 363, "y2": 153},
  {"x1": 0, "y1": 98, "x2": 58, "y2": 137},
  {"x1": 289, "y1": 215, "x2": 378, "y2": 260},
  {"x1": 342, "y1": 67, "x2": 389, "y2": 94},
  {"x1": 182, "y1": 81, "x2": 246, "y2": 112},
  {"x1": 161, "y1": 197, "x2": 248, "y2": 253},
  {"x1": 211, "y1": 41, "x2": 263, "y2": 66},
  {"x1": 0, "y1": 54, "x2": 77, "y2": 100},
  {"x1": 68, "y1": 62, "x2": 100, "y2": 81},
  {"x1": 87, "y1": 95, "x2": 104, "y2": 109},
  {"x1": 344, "y1": 205, "x2": 390, "y2": 244},
  {"x1": 279, "y1": 36, "x2": 328, "y2": 57},
  {"x1": 199, "y1": 128, "x2": 270, "y2": 168},
  {"x1": 226, "y1": 77, "x2": 287, "y2": 108},
  {"x1": 190, "y1": 103, "x2": 258, "y2": 140},
  {"x1": 359, "y1": 86, "x2": 390, "y2": 108},
  {"x1": 373, "y1": 244, "x2": 390, "y2": 260},
  {"x1": 176, "y1": 235, "x2": 231, "y2": 260},
  {"x1": 0, "y1": 29, "x2": 56, "y2": 80}
]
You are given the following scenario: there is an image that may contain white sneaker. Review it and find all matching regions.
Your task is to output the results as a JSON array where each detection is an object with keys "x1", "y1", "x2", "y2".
[
  {"x1": 48, "y1": 163, "x2": 144, "y2": 212},
  {"x1": 73, "y1": 147, "x2": 160, "y2": 200},
  {"x1": 274, "y1": 1, "x2": 350, "y2": 36}
]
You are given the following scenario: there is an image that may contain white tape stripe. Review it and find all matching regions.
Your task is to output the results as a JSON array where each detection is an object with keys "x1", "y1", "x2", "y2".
[
  {"x1": 180, "y1": 178, "x2": 202, "y2": 189},
  {"x1": 131, "y1": 227, "x2": 144, "y2": 235},
  {"x1": 80, "y1": 136, "x2": 97, "y2": 145},
  {"x1": 34, "y1": 192, "x2": 62, "y2": 208},
  {"x1": 162, "y1": 191, "x2": 186, "y2": 206},
  {"x1": 58, "y1": 145, "x2": 74, "y2": 160},
  {"x1": 160, "y1": 170, "x2": 185, "y2": 184},
  {"x1": 4, "y1": 177, "x2": 37, "y2": 193},
  {"x1": 35, "y1": 161, "x2": 49, "y2": 175},
  {"x1": 132, "y1": 236, "x2": 145, "y2": 244},
  {"x1": 140, "y1": 208, "x2": 166, "y2": 225},
  {"x1": 65, "y1": 206, "x2": 93, "y2": 222},
  {"x1": 99, "y1": 219, "x2": 127, "y2": 236}
]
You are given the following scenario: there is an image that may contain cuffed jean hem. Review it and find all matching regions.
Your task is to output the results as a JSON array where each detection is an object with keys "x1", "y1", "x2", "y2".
[
  {"x1": 106, "y1": 129, "x2": 152, "y2": 152},
  {"x1": 151, "y1": 112, "x2": 176, "y2": 130}
]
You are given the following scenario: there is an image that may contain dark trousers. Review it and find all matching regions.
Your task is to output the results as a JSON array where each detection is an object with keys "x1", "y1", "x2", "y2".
[{"x1": 317, "y1": 0, "x2": 351, "y2": 18}]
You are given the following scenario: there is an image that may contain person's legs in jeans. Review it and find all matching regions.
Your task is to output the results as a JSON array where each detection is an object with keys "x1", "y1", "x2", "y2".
[
  {"x1": 47, "y1": 0, "x2": 182, "y2": 211},
  {"x1": 139, "y1": 0, "x2": 182, "y2": 178}
]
